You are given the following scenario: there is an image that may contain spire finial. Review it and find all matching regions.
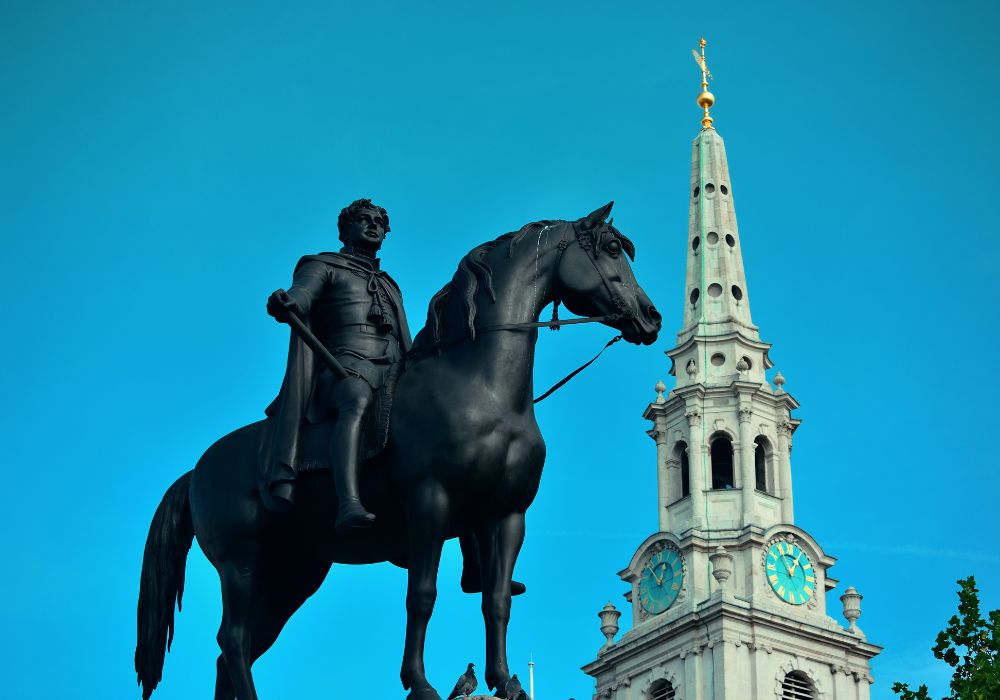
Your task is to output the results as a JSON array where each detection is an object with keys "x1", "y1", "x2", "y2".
[{"x1": 692, "y1": 37, "x2": 715, "y2": 129}]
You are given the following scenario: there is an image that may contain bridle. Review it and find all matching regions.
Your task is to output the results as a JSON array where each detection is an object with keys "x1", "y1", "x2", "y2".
[
  {"x1": 419, "y1": 221, "x2": 635, "y2": 403},
  {"x1": 477, "y1": 221, "x2": 634, "y2": 334}
]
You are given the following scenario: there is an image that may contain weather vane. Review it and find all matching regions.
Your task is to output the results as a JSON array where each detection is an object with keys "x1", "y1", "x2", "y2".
[{"x1": 692, "y1": 37, "x2": 715, "y2": 130}]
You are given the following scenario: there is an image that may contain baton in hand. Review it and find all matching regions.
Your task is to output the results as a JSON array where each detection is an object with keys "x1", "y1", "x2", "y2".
[{"x1": 275, "y1": 292, "x2": 350, "y2": 380}]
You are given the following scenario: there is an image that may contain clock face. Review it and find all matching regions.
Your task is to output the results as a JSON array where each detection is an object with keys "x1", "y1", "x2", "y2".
[
  {"x1": 638, "y1": 548, "x2": 684, "y2": 615},
  {"x1": 764, "y1": 540, "x2": 815, "y2": 605}
]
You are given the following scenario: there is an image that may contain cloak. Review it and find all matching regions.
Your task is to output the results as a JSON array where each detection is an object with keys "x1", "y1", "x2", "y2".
[{"x1": 257, "y1": 252, "x2": 412, "y2": 511}]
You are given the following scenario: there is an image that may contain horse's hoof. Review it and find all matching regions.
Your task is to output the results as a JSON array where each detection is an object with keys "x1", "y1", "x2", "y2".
[{"x1": 488, "y1": 677, "x2": 512, "y2": 698}]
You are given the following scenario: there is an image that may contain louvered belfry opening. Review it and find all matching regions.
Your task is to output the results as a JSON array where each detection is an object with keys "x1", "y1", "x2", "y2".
[
  {"x1": 710, "y1": 434, "x2": 734, "y2": 489},
  {"x1": 781, "y1": 671, "x2": 816, "y2": 699},
  {"x1": 678, "y1": 442, "x2": 690, "y2": 497},
  {"x1": 649, "y1": 679, "x2": 676, "y2": 700},
  {"x1": 754, "y1": 435, "x2": 771, "y2": 493}
]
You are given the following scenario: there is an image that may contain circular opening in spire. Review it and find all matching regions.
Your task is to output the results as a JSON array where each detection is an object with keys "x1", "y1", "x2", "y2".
[
  {"x1": 707, "y1": 232, "x2": 719, "y2": 245},
  {"x1": 740, "y1": 355, "x2": 753, "y2": 369},
  {"x1": 732, "y1": 285, "x2": 744, "y2": 301},
  {"x1": 721, "y1": 184, "x2": 729, "y2": 195},
  {"x1": 705, "y1": 183, "x2": 716, "y2": 194},
  {"x1": 689, "y1": 288, "x2": 701, "y2": 305},
  {"x1": 692, "y1": 236, "x2": 700, "y2": 252},
  {"x1": 693, "y1": 186, "x2": 700, "y2": 198},
  {"x1": 707, "y1": 283, "x2": 723, "y2": 298},
  {"x1": 711, "y1": 353, "x2": 726, "y2": 367},
  {"x1": 725, "y1": 234, "x2": 736, "y2": 247}
]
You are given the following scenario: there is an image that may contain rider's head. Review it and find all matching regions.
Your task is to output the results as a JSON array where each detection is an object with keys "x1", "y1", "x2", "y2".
[{"x1": 338, "y1": 198, "x2": 390, "y2": 254}]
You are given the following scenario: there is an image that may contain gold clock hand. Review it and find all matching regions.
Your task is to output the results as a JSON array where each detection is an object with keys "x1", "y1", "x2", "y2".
[{"x1": 791, "y1": 553, "x2": 803, "y2": 574}]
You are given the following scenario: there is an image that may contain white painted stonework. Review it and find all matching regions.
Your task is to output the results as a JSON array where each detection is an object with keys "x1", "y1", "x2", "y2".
[{"x1": 582, "y1": 128, "x2": 880, "y2": 700}]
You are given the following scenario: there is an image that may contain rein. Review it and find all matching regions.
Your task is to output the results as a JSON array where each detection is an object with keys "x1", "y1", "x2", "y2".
[
  {"x1": 478, "y1": 309, "x2": 621, "y2": 333},
  {"x1": 476, "y1": 304, "x2": 624, "y2": 404},
  {"x1": 531, "y1": 333, "x2": 622, "y2": 404}
]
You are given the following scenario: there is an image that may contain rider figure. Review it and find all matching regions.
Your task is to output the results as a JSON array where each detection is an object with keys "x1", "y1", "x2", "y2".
[
  {"x1": 258, "y1": 200, "x2": 525, "y2": 592},
  {"x1": 260, "y1": 198, "x2": 410, "y2": 531}
]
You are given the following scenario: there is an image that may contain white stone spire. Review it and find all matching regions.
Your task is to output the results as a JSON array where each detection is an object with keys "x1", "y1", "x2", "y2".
[
  {"x1": 682, "y1": 129, "x2": 755, "y2": 338},
  {"x1": 671, "y1": 126, "x2": 772, "y2": 390}
]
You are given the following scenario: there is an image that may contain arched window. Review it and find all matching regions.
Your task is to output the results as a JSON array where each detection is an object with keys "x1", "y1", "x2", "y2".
[
  {"x1": 710, "y1": 435, "x2": 734, "y2": 489},
  {"x1": 754, "y1": 435, "x2": 772, "y2": 493},
  {"x1": 780, "y1": 671, "x2": 816, "y2": 699},
  {"x1": 679, "y1": 443, "x2": 690, "y2": 498},
  {"x1": 648, "y1": 678, "x2": 676, "y2": 700}
]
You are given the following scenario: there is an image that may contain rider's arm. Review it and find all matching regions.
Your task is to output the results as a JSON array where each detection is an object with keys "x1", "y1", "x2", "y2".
[{"x1": 284, "y1": 260, "x2": 333, "y2": 317}]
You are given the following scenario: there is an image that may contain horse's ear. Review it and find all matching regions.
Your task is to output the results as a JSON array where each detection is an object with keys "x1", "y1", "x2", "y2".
[{"x1": 580, "y1": 201, "x2": 614, "y2": 230}]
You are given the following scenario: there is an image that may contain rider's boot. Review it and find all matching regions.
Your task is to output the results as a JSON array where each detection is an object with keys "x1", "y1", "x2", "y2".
[
  {"x1": 331, "y1": 385, "x2": 376, "y2": 532},
  {"x1": 458, "y1": 532, "x2": 527, "y2": 596}
]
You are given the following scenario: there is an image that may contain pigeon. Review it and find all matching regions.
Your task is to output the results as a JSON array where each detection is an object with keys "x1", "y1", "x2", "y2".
[
  {"x1": 447, "y1": 662, "x2": 477, "y2": 699},
  {"x1": 503, "y1": 673, "x2": 528, "y2": 700}
]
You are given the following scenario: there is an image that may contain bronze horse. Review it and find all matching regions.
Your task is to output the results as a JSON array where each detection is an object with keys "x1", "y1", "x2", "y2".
[{"x1": 135, "y1": 202, "x2": 661, "y2": 699}]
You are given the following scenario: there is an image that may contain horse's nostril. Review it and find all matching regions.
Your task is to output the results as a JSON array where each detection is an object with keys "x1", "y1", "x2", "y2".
[{"x1": 648, "y1": 305, "x2": 662, "y2": 322}]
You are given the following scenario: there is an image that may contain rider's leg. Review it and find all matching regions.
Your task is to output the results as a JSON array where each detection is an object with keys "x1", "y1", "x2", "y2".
[{"x1": 330, "y1": 375, "x2": 376, "y2": 530}]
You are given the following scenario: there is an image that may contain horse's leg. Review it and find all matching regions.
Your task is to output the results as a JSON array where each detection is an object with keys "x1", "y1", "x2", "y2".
[
  {"x1": 400, "y1": 485, "x2": 450, "y2": 700},
  {"x1": 214, "y1": 558, "x2": 332, "y2": 700},
  {"x1": 214, "y1": 655, "x2": 235, "y2": 700},
  {"x1": 216, "y1": 557, "x2": 261, "y2": 700},
  {"x1": 477, "y1": 512, "x2": 526, "y2": 696}
]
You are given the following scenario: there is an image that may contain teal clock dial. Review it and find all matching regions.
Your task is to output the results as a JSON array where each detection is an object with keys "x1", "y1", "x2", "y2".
[
  {"x1": 764, "y1": 540, "x2": 815, "y2": 605},
  {"x1": 638, "y1": 548, "x2": 684, "y2": 614}
]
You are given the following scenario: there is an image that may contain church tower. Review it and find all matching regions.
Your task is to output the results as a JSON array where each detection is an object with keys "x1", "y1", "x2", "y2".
[{"x1": 583, "y1": 41, "x2": 881, "y2": 700}]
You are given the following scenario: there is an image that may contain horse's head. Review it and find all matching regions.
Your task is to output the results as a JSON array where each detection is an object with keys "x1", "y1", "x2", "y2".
[{"x1": 554, "y1": 202, "x2": 661, "y2": 345}]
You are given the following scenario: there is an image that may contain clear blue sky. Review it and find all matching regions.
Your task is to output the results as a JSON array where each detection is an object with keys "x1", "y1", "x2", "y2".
[{"x1": 2, "y1": 1, "x2": 998, "y2": 698}]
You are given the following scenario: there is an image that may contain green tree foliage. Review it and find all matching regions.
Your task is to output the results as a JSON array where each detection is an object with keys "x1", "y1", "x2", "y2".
[{"x1": 893, "y1": 576, "x2": 1000, "y2": 700}]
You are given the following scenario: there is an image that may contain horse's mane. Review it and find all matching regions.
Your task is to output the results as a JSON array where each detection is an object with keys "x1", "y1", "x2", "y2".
[
  {"x1": 411, "y1": 216, "x2": 636, "y2": 354},
  {"x1": 415, "y1": 220, "x2": 560, "y2": 350}
]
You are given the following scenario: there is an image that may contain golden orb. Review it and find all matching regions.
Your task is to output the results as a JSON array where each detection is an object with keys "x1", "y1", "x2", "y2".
[{"x1": 697, "y1": 90, "x2": 715, "y2": 109}]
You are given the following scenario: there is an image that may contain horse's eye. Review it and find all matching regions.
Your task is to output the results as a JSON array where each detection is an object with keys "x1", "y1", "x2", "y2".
[{"x1": 605, "y1": 239, "x2": 622, "y2": 255}]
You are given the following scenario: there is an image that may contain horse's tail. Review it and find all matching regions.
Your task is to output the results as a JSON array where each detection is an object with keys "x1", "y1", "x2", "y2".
[{"x1": 135, "y1": 471, "x2": 195, "y2": 699}]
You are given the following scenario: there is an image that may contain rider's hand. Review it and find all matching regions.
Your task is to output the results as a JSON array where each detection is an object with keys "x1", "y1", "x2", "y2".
[{"x1": 266, "y1": 289, "x2": 299, "y2": 323}]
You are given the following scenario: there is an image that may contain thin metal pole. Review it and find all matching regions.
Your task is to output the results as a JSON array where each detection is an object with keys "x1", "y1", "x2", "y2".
[{"x1": 528, "y1": 656, "x2": 535, "y2": 699}]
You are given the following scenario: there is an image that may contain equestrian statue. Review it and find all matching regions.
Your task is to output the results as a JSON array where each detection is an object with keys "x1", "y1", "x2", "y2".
[{"x1": 135, "y1": 200, "x2": 661, "y2": 700}]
